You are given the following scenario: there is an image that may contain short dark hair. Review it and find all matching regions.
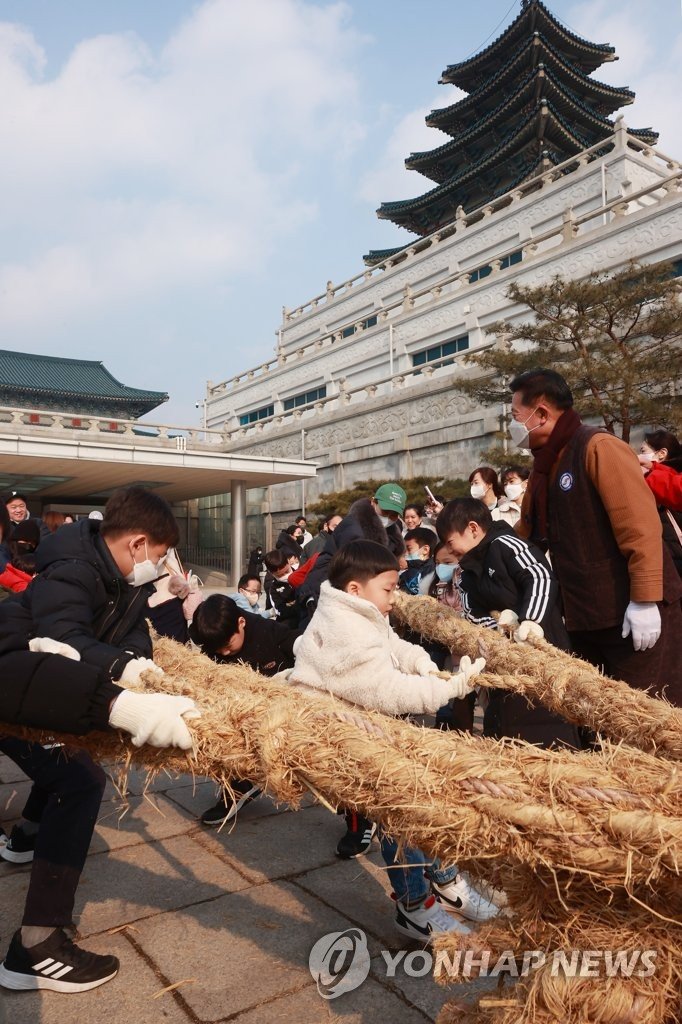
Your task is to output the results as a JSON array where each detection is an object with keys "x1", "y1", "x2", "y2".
[
  {"x1": 436, "y1": 498, "x2": 493, "y2": 541},
  {"x1": 296, "y1": 516, "x2": 307, "y2": 525},
  {"x1": 237, "y1": 574, "x2": 260, "y2": 589},
  {"x1": 509, "y1": 368, "x2": 573, "y2": 410},
  {"x1": 285, "y1": 524, "x2": 300, "y2": 536},
  {"x1": 101, "y1": 487, "x2": 179, "y2": 546},
  {"x1": 404, "y1": 503, "x2": 425, "y2": 518},
  {"x1": 264, "y1": 548, "x2": 288, "y2": 573},
  {"x1": 404, "y1": 527, "x2": 437, "y2": 555},
  {"x1": 469, "y1": 466, "x2": 503, "y2": 499},
  {"x1": 501, "y1": 464, "x2": 531, "y2": 484},
  {"x1": 189, "y1": 595, "x2": 242, "y2": 655},
  {"x1": 644, "y1": 429, "x2": 681, "y2": 463},
  {"x1": 328, "y1": 539, "x2": 399, "y2": 591}
]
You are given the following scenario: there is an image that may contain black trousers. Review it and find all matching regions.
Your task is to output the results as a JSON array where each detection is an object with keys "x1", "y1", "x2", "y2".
[
  {"x1": 569, "y1": 598, "x2": 682, "y2": 707},
  {"x1": 0, "y1": 737, "x2": 106, "y2": 927}
]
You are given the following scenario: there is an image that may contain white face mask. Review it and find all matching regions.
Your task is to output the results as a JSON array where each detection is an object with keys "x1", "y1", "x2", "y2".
[
  {"x1": 470, "y1": 484, "x2": 487, "y2": 500},
  {"x1": 509, "y1": 409, "x2": 539, "y2": 450},
  {"x1": 504, "y1": 483, "x2": 524, "y2": 501},
  {"x1": 125, "y1": 542, "x2": 163, "y2": 587},
  {"x1": 240, "y1": 589, "x2": 260, "y2": 607},
  {"x1": 377, "y1": 514, "x2": 391, "y2": 528}
]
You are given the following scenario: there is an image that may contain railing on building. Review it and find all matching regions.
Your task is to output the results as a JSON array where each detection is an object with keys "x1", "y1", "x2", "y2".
[
  {"x1": 207, "y1": 122, "x2": 681, "y2": 401},
  {"x1": 0, "y1": 405, "x2": 231, "y2": 449}
]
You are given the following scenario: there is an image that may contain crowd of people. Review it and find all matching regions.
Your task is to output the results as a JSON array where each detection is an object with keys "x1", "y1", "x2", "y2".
[{"x1": 0, "y1": 368, "x2": 680, "y2": 992}]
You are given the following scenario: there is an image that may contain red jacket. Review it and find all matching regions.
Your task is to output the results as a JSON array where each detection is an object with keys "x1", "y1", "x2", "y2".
[
  {"x1": 288, "y1": 551, "x2": 320, "y2": 589},
  {"x1": 645, "y1": 463, "x2": 682, "y2": 513},
  {"x1": 0, "y1": 563, "x2": 33, "y2": 593}
]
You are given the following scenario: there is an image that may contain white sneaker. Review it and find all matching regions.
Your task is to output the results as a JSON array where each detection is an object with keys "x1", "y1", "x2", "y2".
[
  {"x1": 431, "y1": 874, "x2": 500, "y2": 922},
  {"x1": 460, "y1": 871, "x2": 509, "y2": 910},
  {"x1": 393, "y1": 893, "x2": 472, "y2": 941}
]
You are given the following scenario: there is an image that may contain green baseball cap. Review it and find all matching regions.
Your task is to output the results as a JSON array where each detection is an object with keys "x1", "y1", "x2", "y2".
[{"x1": 374, "y1": 483, "x2": 407, "y2": 514}]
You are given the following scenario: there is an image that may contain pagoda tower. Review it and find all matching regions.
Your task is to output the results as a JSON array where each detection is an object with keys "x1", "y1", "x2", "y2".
[{"x1": 368, "y1": 0, "x2": 658, "y2": 256}]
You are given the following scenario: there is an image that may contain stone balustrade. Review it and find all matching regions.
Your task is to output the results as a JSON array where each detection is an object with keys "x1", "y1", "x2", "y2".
[{"x1": 208, "y1": 128, "x2": 681, "y2": 400}]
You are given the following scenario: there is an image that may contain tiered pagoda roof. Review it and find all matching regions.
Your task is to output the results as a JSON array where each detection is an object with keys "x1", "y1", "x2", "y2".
[
  {"x1": 366, "y1": 0, "x2": 658, "y2": 256},
  {"x1": 0, "y1": 350, "x2": 168, "y2": 419}
]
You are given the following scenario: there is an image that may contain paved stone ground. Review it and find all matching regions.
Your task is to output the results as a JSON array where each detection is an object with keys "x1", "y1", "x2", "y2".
[{"x1": 0, "y1": 752, "x2": 502, "y2": 1024}]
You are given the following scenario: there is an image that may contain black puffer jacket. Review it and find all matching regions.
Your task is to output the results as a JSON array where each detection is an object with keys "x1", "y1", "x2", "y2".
[
  {"x1": 297, "y1": 498, "x2": 405, "y2": 609},
  {"x1": 0, "y1": 519, "x2": 153, "y2": 680}
]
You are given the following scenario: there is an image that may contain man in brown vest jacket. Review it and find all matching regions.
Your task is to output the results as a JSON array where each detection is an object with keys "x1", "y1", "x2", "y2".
[{"x1": 510, "y1": 368, "x2": 681, "y2": 705}]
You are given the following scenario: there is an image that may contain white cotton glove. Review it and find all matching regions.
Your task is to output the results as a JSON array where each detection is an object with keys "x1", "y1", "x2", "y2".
[
  {"x1": 497, "y1": 609, "x2": 519, "y2": 634},
  {"x1": 108, "y1": 691, "x2": 200, "y2": 749},
  {"x1": 621, "y1": 601, "x2": 661, "y2": 652},
  {"x1": 448, "y1": 655, "x2": 486, "y2": 697},
  {"x1": 415, "y1": 654, "x2": 440, "y2": 676},
  {"x1": 120, "y1": 657, "x2": 165, "y2": 687},
  {"x1": 29, "y1": 637, "x2": 81, "y2": 661},
  {"x1": 515, "y1": 620, "x2": 545, "y2": 644}
]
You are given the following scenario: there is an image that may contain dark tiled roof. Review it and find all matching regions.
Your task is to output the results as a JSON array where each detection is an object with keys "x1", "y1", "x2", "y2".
[
  {"x1": 441, "y1": 1, "x2": 615, "y2": 89},
  {"x1": 428, "y1": 34, "x2": 634, "y2": 135},
  {"x1": 362, "y1": 245, "x2": 410, "y2": 267},
  {"x1": 0, "y1": 350, "x2": 168, "y2": 410}
]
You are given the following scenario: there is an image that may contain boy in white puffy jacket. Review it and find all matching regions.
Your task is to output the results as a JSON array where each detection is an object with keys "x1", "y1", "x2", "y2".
[{"x1": 291, "y1": 540, "x2": 499, "y2": 940}]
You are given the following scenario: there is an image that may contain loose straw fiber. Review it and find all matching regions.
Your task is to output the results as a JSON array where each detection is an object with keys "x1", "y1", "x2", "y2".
[
  {"x1": 392, "y1": 593, "x2": 682, "y2": 761},
  {"x1": 3, "y1": 636, "x2": 681, "y2": 903}
]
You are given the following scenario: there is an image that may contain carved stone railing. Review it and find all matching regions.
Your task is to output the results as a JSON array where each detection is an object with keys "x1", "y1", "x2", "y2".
[
  {"x1": 208, "y1": 125, "x2": 680, "y2": 399},
  {"x1": 0, "y1": 406, "x2": 230, "y2": 449}
]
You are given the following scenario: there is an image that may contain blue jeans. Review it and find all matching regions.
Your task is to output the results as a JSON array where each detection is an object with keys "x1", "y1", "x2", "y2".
[{"x1": 379, "y1": 829, "x2": 457, "y2": 908}]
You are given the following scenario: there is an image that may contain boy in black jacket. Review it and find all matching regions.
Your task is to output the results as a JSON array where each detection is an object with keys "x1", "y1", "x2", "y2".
[
  {"x1": 0, "y1": 487, "x2": 199, "y2": 993},
  {"x1": 437, "y1": 498, "x2": 579, "y2": 749},
  {"x1": 189, "y1": 594, "x2": 298, "y2": 825}
]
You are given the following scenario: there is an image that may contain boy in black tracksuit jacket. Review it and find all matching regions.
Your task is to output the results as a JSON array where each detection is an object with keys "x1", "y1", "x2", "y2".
[
  {"x1": 437, "y1": 499, "x2": 579, "y2": 749},
  {"x1": 189, "y1": 595, "x2": 299, "y2": 825},
  {"x1": 0, "y1": 487, "x2": 197, "y2": 994}
]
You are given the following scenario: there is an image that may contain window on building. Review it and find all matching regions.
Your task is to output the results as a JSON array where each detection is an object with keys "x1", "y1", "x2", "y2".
[
  {"x1": 283, "y1": 386, "x2": 327, "y2": 412},
  {"x1": 340, "y1": 314, "x2": 378, "y2": 339},
  {"x1": 468, "y1": 248, "x2": 522, "y2": 283},
  {"x1": 412, "y1": 334, "x2": 469, "y2": 370},
  {"x1": 238, "y1": 404, "x2": 274, "y2": 426}
]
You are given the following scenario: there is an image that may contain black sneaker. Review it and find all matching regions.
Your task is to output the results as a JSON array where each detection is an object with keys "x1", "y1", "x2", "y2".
[
  {"x1": 1, "y1": 825, "x2": 37, "y2": 864},
  {"x1": 336, "y1": 812, "x2": 376, "y2": 859},
  {"x1": 201, "y1": 780, "x2": 262, "y2": 827},
  {"x1": 0, "y1": 928, "x2": 119, "y2": 992}
]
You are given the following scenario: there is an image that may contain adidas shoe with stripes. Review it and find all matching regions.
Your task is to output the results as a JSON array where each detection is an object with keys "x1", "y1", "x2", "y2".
[{"x1": 0, "y1": 928, "x2": 119, "y2": 992}]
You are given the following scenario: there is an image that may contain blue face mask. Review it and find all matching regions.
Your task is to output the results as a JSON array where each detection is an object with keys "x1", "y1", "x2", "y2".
[{"x1": 436, "y1": 563, "x2": 455, "y2": 583}]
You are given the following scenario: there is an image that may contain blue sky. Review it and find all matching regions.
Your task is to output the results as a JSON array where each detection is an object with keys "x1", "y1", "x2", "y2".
[{"x1": 0, "y1": 0, "x2": 680, "y2": 423}]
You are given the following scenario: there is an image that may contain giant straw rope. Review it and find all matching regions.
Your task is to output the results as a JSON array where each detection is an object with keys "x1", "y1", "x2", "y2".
[{"x1": 1, "y1": 606, "x2": 680, "y2": 1023}]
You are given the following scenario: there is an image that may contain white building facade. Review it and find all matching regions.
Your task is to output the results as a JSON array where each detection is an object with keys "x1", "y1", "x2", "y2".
[{"x1": 204, "y1": 124, "x2": 682, "y2": 532}]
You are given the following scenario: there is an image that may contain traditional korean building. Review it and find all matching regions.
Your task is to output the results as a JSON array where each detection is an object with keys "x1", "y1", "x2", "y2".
[
  {"x1": 370, "y1": 0, "x2": 657, "y2": 250},
  {"x1": 0, "y1": 349, "x2": 168, "y2": 419},
  {"x1": 203, "y1": 1, "x2": 681, "y2": 537}
]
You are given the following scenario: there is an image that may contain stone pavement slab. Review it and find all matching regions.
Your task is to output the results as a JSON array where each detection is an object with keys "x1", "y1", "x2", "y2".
[
  {"x1": 131, "y1": 878, "x2": 391, "y2": 1021},
  {"x1": 0, "y1": 764, "x2": 487, "y2": 1024},
  {"x1": 76, "y1": 834, "x2": 250, "y2": 935}
]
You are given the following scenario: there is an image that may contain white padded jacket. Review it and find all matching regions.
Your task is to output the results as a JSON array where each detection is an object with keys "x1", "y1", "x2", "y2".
[{"x1": 291, "y1": 581, "x2": 463, "y2": 715}]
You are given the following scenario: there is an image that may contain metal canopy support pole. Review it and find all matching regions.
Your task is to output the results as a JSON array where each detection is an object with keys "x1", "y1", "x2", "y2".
[{"x1": 231, "y1": 479, "x2": 246, "y2": 587}]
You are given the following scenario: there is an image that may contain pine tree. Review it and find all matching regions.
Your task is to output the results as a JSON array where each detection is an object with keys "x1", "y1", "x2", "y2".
[{"x1": 456, "y1": 261, "x2": 682, "y2": 442}]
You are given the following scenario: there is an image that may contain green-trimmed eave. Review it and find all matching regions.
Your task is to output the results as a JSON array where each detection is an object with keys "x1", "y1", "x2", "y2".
[
  {"x1": 377, "y1": 104, "x2": 598, "y2": 235},
  {"x1": 428, "y1": 34, "x2": 634, "y2": 137},
  {"x1": 441, "y1": 1, "x2": 616, "y2": 90},
  {"x1": 362, "y1": 245, "x2": 410, "y2": 267},
  {"x1": 410, "y1": 70, "x2": 631, "y2": 185},
  {"x1": 0, "y1": 349, "x2": 168, "y2": 414}
]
